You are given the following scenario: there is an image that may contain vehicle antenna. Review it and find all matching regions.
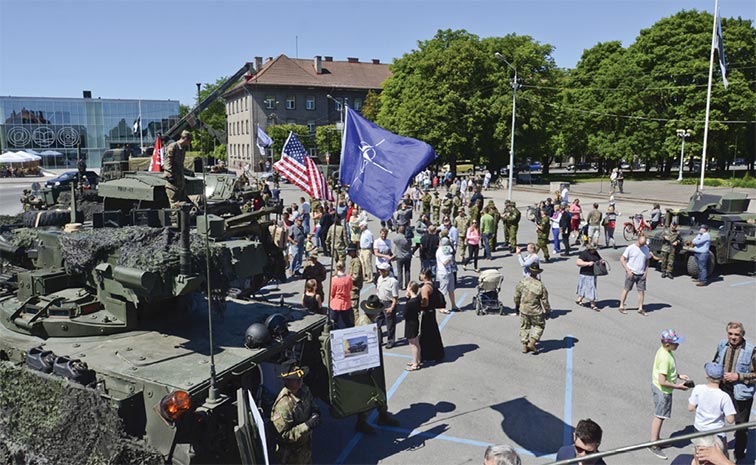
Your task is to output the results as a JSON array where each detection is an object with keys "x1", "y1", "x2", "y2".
[{"x1": 201, "y1": 143, "x2": 220, "y2": 404}]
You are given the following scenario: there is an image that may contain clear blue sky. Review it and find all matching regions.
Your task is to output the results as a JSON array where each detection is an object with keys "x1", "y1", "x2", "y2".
[{"x1": 1, "y1": 0, "x2": 753, "y2": 106}]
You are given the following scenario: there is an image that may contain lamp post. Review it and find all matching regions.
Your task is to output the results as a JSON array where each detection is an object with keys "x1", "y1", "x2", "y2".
[
  {"x1": 495, "y1": 52, "x2": 519, "y2": 200},
  {"x1": 676, "y1": 129, "x2": 691, "y2": 181}
]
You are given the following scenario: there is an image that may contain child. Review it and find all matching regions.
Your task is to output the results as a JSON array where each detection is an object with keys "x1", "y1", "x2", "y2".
[
  {"x1": 688, "y1": 363, "x2": 736, "y2": 464},
  {"x1": 648, "y1": 329, "x2": 691, "y2": 460}
]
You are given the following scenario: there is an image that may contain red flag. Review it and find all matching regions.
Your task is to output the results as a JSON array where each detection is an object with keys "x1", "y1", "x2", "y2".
[{"x1": 149, "y1": 137, "x2": 164, "y2": 172}]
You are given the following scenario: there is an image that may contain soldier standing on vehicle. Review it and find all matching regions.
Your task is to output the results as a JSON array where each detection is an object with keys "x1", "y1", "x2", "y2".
[
  {"x1": 514, "y1": 263, "x2": 551, "y2": 354},
  {"x1": 346, "y1": 244, "x2": 364, "y2": 322},
  {"x1": 535, "y1": 209, "x2": 551, "y2": 262},
  {"x1": 659, "y1": 222, "x2": 680, "y2": 279},
  {"x1": 164, "y1": 130, "x2": 193, "y2": 208},
  {"x1": 271, "y1": 359, "x2": 320, "y2": 465}
]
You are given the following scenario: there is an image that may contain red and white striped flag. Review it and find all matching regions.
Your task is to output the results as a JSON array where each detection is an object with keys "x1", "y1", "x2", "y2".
[
  {"x1": 149, "y1": 136, "x2": 164, "y2": 172},
  {"x1": 274, "y1": 131, "x2": 334, "y2": 201}
]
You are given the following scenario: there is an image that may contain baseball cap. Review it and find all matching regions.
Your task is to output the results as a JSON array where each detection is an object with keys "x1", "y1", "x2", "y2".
[
  {"x1": 377, "y1": 262, "x2": 391, "y2": 270},
  {"x1": 704, "y1": 362, "x2": 723, "y2": 379},
  {"x1": 661, "y1": 329, "x2": 684, "y2": 344},
  {"x1": 359, "y1": 220, "x2": 368, "y2": 227}
]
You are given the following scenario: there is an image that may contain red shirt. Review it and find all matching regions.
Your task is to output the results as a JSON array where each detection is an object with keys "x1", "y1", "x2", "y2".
[{"x1": 330, "y1": 274, "x2": 353, "y2": 311}]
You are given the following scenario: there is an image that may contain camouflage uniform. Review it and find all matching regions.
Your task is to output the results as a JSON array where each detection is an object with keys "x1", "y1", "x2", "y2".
[
  {"x1": 469, "y1": 204, "x2": 481, "y2": 227},
  {"x1": 452, "y1": 195, "x2": 462, "y2": 219},
  {"x1": 514, "y1": 275, "x2": 551, "y2": 349},
  {"x1": 441, "y1": 196, "x2": 453, "y2": 221},
  {"x1": 660, "y1": 227, "x2": 681, "y2": 275},
  {"x1": 501, "y1": 201, "x2": 512, "y2": 247},
  {"x1": 421, "y1": 192, "x2": 432, "y2": 217},
  {"x1": 349, "y1": 255, "x2": 364, "y2": 322},
  {"x1": 488, "y1": 202, "x2": 500, "y2": 252},
  {"x1": 508, "y1": 203, "x2": 521, "y2": 250},
  {"x1": 454, "y1": 212, "x2": 469, "y2": 261},
  {"x1": 164, "y1": 141, "x2": 188, "y2": 208},
  {"x1": 535, "y1": 213, "x2": 551, "y2": 260},
  {"x1": 431, "y1": 193, "x2": 441, "y2": 224},
  {"x1": 327, "y1": 224, "x2": 348, "y2": 265},
  {"x1": 271, "y1": 385, "x2": 316, "y2": 465}
]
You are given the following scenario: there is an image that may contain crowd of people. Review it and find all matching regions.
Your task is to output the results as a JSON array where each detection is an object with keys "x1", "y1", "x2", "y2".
[{"x1": 265, "y1": 176, "x2": 751, "y2": 465}]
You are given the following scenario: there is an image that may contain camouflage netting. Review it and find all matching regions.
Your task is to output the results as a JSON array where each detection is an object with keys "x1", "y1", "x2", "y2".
[
  {"x1": 0, "y1": 362, "x2": 163, "y2": 465},
  {"x1": 56, "y1": 190, "x2": 103, "y2": 221},
  {"x1": 0, "y1": 214, "x2": 24, "y2": 226},
  {"x1": 1, "y1": 228, "x2": 38, "y2": 249},
  {"x1": 57, "y1": 226, "x2": 234, "y2": 291}
]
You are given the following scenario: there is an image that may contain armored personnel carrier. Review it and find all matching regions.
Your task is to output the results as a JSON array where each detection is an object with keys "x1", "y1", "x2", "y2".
[{"x1": 646, "y1": 192, "x2": 756, "y2": 277}]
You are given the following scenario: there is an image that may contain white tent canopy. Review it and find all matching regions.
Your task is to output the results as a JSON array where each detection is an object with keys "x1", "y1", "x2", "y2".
[{"x1": 0, "y1": 151, "x2": 41, "y2": 163}]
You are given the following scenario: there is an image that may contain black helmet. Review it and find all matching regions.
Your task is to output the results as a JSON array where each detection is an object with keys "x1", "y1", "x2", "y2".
[
  {"x1": 265, "y1": 313, "x2": 289, "y2": 338},
  {"x1": 244, "y1": 323, "x2": 271, "y2": 349}
]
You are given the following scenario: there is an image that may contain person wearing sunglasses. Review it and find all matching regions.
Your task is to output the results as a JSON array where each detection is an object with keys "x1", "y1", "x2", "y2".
[{"x1": 556, "y1": 418, "x2": 606, "y2": 464}]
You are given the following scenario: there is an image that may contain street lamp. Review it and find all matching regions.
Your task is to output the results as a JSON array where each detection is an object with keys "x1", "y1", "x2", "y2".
[
  {"x1": 326, "y1": 94, "x2": 347, "y2": 128},
  {"x1": 676, "y1": 129, "x2": 691, "y2": 181},
  {"x1": 495, "y1": 52, "x2": 520, "y2": 200}
]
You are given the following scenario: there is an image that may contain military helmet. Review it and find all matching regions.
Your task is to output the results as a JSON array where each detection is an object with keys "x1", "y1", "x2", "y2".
[
  {"x1": 244, "y1": 323, "x2": 271, "y2": 349},
  {"x1": 265, "y1": 313, "x2": 289, "y2": 338}
]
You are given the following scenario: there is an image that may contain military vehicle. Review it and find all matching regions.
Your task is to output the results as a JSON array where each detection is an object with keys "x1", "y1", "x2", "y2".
[{"x1": 646, "y1": 192, "x2": 756, "y2": 277}]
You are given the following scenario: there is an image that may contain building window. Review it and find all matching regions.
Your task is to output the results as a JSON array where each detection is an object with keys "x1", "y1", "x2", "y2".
[
  {"x1": 307, "y1": 121, "x2": 316, "y2": 133},
  {"x1": 286, "y1": 119, "x2": 296, "y2": 125},
  {"x1": 334, "y1": 100, "x2": 342, "y2": 112},
  {"x1": 306, "y1": 96, "x2": 315, "y2": 110},
  {"x1": 246, "y1": 120, "x2": 249, "y2": 134},
  {"x1": 353, "y1": 98, "x2": 363, "y2": 111},
  {"x1": 309, "y1": 147, "x2": 317, "y2": 158},
  {"x1": 286, "y1": 96, "x2": 296, "y2": 110},
  {"x1": 265, "y1": 96, "x2": 276, "y2": 109}
]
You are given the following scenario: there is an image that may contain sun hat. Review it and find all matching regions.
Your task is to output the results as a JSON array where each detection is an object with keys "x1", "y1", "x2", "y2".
[{"x1": 360, "y1": 295, "x2": 385, "y2": 315}]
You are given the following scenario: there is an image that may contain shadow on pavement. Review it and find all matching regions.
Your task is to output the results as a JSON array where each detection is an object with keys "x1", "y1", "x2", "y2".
[
  {"x1": 643, "y1": 302, "x2": 672, "y2": 314},
  {"x1": 442, "y1": 343, "x2": 479, "y2": 363},
  {"x1": 490, "y1": 397, "x2": 570, "y2": 456},
  {"x1": 549, "y1": 308, "x2": 572, "y2": 319},
  {"x1": 538, "y1": 336, "x2": 579, "y2": 354}
]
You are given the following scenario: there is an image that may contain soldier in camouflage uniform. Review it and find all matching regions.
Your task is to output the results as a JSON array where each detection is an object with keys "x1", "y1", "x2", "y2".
[
  {"x1": 431, "y1": 191, "x2": 442, "y2": 224},
  {"x1": 327, "y1": 216, "x2": 348, "y2": 266},
  {"x1": 452, "y1": 192, "x2": 462, "y2": 219},
  {"x1": 488, "y1": 201, "x2": 500, "y2": 252},
  {"x1": 501, "y1": 200, "x2": 512, "y2": 249},
  {"x1": 508, "y1": 202, "x2": 522, "y2": 252},
  {"x1": 659, "y1": 222, "x2": 681, "y2": 279},
  {"x1": 514, "y1": 263, "x2": 551, "y2": 354},
  {"x1": 535, "y1": 209, "x2": 551, "y2": 261},
  {"x1": 347, "y1": 244, "x2": 364, "y2": 322},
  {"x1": 421, "y1": 190, "x2": 433, "y2": 217},
  {"x1": 441, "y1": 193, "x2": 453, "y2": 222},
  {"x1": 454, "y1": 209, "x2": 469, "y2": 261},
  {"x1": 164, "y1": 130, "x2": 192, "y2": 209},
  {"x1": 469, "y1": 198, "x2": 483, "y2": 227},
  {"x1": 271, "y1": 359, "x2": 320, "y2": 464}
]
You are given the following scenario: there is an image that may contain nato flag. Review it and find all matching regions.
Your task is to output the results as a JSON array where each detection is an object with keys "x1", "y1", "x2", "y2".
[{"x1": 340, "y1": 108, "x2": 437, "y2": 221}]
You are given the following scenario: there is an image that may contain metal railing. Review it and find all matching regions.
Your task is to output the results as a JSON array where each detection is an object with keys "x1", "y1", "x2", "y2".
[{"x1": 546, "y1": 421, "x2": 756, "y2": 465}]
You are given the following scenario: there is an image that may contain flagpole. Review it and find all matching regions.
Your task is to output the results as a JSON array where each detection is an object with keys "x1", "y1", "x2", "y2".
[
  {"x1": 138, "y1": 99, "x2": 144, "y2": 153},
  {"x1": 700, "y1": 0, "x2": 719, "y2": 191}
]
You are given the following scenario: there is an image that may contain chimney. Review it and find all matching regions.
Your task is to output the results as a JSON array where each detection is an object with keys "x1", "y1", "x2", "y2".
[
  {"x1": 324, "y1": 56, "x2": 333, "y2": 62},
  {"x1": 266, "y1": 56, "x2": 273, "y2": 62},
  {"x1": 314, "y1": 55, "x2": 322, "y2": 74},
  {"x1": 254, "y1": 56, "x2": 263, "y2": 71},
  {"x1": 347, "y1": 57, "x2": 359, "y2": 63},
  {"x1": 371, "y1": 59, "x2": 380, "y2": 64},
  {"x1": 82, "y1": 90, "x2": 92, "y2": 99}
]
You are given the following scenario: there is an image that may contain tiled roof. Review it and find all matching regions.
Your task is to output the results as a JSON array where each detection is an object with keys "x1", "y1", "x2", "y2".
[{"x1": 226, "y1": 55, "x2": 391, "y2": 95}]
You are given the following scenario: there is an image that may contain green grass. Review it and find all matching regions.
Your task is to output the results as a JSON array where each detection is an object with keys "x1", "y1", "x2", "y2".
[{"x1": 679, "y1": 173, "x2": 756, "y2": 189}]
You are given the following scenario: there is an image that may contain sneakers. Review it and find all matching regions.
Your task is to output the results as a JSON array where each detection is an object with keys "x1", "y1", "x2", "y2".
[{"x1": 648, "y1": 446, "x2": 667, "y2": 460}]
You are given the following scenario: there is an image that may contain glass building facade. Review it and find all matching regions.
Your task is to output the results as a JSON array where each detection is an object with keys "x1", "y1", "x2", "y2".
[{"x1": 0, "y1": 96, "x2": 179, "y2": 168}]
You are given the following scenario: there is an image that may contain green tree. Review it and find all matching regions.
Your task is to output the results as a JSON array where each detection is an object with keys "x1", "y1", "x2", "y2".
[
  {"x1": 361, "y1": 90, "x2": 382, "y2": 121},
  {"x1": 315, "y1": 125, "x2": 342, "y2": 163}
]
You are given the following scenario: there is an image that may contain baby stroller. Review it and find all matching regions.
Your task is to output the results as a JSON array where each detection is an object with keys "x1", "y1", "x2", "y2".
[{"x1": 472, "y1": 269, "x2": 505, "y2": 316}]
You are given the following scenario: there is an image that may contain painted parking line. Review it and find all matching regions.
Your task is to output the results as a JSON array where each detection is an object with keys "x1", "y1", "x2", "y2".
[
  {"x1": 335, "y1": 290, "x2": 468, "y2": 464},
  {"x1": 563, "y1": 335, "x2": 575, "y2": 447},
  {"x1": 373, "y1": 424, "x2": 556, "y2": 459},
  {"x1": 384, "y1": 352, "x2": 414, "y2": 360},
  {"x1": 730, "y1": 280, "x2": 756, "y2": 287}
]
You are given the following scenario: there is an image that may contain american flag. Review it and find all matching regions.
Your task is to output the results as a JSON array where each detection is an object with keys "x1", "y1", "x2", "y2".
[
  {"x1": 149, "y1": 136, "x2": 164, "y2": 172},
  {"x1": 274, "y1": 132, "x2": 334, "y2": 201}
]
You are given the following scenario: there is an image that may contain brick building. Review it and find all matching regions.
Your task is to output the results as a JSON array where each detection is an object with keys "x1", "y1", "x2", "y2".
[{"x1": 223, "y1": 54, "x2": 390, "y2": 171}]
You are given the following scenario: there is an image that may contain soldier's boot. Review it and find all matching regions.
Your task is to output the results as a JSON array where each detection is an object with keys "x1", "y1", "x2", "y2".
[
  {"x1": 377, "y1": 412, "x2": 400, "y2": 427},
  {"x1": 355, "y1": 419, "x2": 376, "y2": 434},
  {"x1": 528, "y1": 339, "x2": 539, "y2": 355},
  {"x1": 522, "y1": 343, "x2": 530, "y2": 353}
]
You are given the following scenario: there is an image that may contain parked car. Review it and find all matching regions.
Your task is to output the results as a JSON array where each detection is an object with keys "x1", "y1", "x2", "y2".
[
  {"x1": 620, "y1": 162, "x2": 631, "y2": 170},
  {"x1": 45, "y1": 170, "x2": 99, "y2": 188},
  {"x1": 566, "y1": 162, "x2": 594, "y2": 171},
  {"x1": 528, "y1": 162, "x2": 543, "y2": 172}
]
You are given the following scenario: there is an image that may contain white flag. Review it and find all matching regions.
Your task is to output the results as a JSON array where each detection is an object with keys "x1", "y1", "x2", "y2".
[
  {"x1": 256, "y1": 124, "x2": 272, "y2": 155},
  {"x1": 132, "y1": 116, "x2": 141, "y2": 135},
  {"x1": 715, "y1": 9, "x2": 728, "y2": 89}
]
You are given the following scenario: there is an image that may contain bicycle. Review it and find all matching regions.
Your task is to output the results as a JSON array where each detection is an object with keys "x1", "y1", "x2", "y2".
[{"x1": 622, "y1": 210, "x2": 659, "y2": 241}]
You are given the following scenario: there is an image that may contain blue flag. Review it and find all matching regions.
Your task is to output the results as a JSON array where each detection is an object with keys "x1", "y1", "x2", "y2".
[{"x1": 340, "y1": 108, "x2": 437, "y2": 221}]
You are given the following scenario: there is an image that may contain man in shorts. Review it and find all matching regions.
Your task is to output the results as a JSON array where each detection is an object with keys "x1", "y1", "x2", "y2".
[
  {"x1": 649, "y1": 329, "x2": 690, "y2": 460},
  {"x1": 619, "y1": 234, "x2": 651, "y2": 316}
]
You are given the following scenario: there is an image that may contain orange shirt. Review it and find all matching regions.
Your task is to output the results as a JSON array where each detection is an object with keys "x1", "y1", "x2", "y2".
[{"x1": 330, "y1": 274, "x2": 353, "y2": 311}]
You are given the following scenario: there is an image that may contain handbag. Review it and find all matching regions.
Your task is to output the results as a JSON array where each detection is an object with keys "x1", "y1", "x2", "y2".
[{"x1": 593, "y1": 260, "x2": 610, "y2": 276}]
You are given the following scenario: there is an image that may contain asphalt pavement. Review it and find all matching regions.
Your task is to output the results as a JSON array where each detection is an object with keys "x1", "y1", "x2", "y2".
[{"x1": 263, "y1": 181, "x2": 756, "y2": 465}]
